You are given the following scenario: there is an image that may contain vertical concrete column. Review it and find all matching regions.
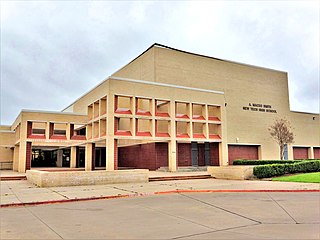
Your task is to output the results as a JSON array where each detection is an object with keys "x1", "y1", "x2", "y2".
[
  {"x1": 18, "y1": 142, "x2": 27, "y2": 173},
  {"x1": 70, "y1": 146, "x2": 77, "y2": 168},
  {"x1": 204, "y1": 105, "x2": 209, "y2": 139},
  {"x1": 168, "y1": 140, "x2": 177, "y2": 172},
  {"x1": 151, "y1": 98, "x2": 156, "y2": 137},
  {"x1": 66, "y1": 123, "x2": 71, "y2": 140},
  {"x1": 220, "y1": 105, "x2": 228, "y2": 166},
  {"x1": 169, "y1": 100, "x2": 177, "y2": 172},
  {"x1": 106, "y1": 138, "x2": 116, "y2": 170},
  {"x1": 188, "y1": 103, "x2": 193, "y2": 138},
  {"x1": 106, "y1": 93, "x2": 115, "y2": 171},
  {"x1": 13, "y1": 145, "x2": 20, "y2": 171},
  {"x1": 45, "y1": 121, "x2": 50, "y2": 139},
  {"x1": 85, "y1": 143, "x2": 93, "y2": 171},
  {"x1": 309, "y1": 147, "x2": 314, "y2": 159},
  {"x1": 56, "y1": 149, "x2": 63, "y2": 167},
  {"x1": 287, "y1": 145, "x2": 294, "y2": 160}
]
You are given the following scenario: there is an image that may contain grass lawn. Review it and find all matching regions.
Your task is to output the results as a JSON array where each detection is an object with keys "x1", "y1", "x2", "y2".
[{"x1": 272, "y1": 172, "x2": 320, "y2": 183}]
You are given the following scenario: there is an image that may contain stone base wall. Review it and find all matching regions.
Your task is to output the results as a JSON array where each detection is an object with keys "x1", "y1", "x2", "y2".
[
  {"x1": 26, "y1": 169, "x2": 149, "y2": 187},
  {"x1": 208, "y1": 166, "x2": 254, "y2": 180},
  {"x1": 0, "y1": 162, "x2": 13, "y2": 170}
]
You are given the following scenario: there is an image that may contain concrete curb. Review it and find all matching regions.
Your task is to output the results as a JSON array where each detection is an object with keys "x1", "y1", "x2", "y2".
[{"x1": 1, "y1": 189, "x2": 319, "y2": 208}]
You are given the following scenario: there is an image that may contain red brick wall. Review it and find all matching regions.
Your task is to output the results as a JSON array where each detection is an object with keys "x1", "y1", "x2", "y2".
[
  {"x1": 92, "y1": 143, "x2": 96, "y2": 170},
  {"x1": 314, "y1": 147, "x2": 320, "y2": 159},
  {"x1": 26, "y1": 142, "x2": 32, "y2": 170},
  {"x1": 118, "y1": 142, "x2": 168, "y2": 170},
  {"x1": 114, "y1": 140, "x2": 118, "y2": 170},
  {"x1": 27, "y1": 122, "x2": 32, "y2": 137},
  {"x1": 293, "y1": 147, "x2": 309, "y2": 159},
  {"x1": 228, "y1": 145, "x2": 259, "y2": 165},
  {"x1": 177, "y1": 143, "x2": 192, "y2": 166},
  {"x1": 210, "y1": 143, "x2": 220, "y2": 166},
  {"x1": 155, "y1": 143, "x2": 168, "y2": 168}
]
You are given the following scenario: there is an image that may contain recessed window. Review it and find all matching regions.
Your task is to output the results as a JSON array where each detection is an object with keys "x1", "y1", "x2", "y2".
[
  {"x1": 115, "y1": 95, "x2": 132, "y2": 114},
  {"x1": 155, "y1": 99, "x2": 170, "y2": 117},
  {"x1": 136, "y1": 97, "x2": 151, "y2": 116}
]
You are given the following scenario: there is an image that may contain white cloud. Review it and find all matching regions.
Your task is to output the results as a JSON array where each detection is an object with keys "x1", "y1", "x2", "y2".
[{"x1": 1, "y1": 1, "x2": 319, "y2": 124}]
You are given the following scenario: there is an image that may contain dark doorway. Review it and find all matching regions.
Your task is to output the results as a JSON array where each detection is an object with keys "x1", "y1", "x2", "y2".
[
  {"x1": 77, "y1": 147, "x2": 85, "y2": 168},
  {"x1": 191, "y1": 142, "x2": 211, "y2": 166}
]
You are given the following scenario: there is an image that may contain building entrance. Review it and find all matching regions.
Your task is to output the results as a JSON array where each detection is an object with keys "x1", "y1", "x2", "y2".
[{"x1": 191, "y1": 142, "x2": 210, "y2": 166}]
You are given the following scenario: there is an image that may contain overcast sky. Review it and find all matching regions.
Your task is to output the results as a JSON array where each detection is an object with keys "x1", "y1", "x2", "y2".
[{"x1": 1, "y1": 1, "x2": 319, "y2": 125}]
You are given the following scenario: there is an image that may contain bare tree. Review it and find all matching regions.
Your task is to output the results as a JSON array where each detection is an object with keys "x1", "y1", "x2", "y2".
[{"x1": 268, "y1": 118, "x2": 294, "y2": 160}]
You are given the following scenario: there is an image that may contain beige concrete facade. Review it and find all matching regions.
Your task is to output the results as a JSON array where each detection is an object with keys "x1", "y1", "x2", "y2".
[{"x1": 1, "y1": 44, "x2": 319, "y2": 173}]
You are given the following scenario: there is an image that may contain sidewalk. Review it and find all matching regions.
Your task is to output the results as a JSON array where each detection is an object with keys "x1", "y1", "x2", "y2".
[{"x1": 1, "y1": 177, "x2": 319, "y2": 207}]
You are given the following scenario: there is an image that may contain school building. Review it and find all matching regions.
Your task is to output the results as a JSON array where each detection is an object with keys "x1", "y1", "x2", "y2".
[{"x1": 1, "y1": 43, "x2": 319, "y2": 173}]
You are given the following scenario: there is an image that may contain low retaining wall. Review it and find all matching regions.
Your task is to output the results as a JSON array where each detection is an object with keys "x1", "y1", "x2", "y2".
[
  {"x1": 0, "y1": 162, "x2": 13, "y2": 170},
  {"x1": 207, "y1": 166, "x2": 254, "y2": 180},
  {"x1": 26, "y1": 169, "x2": 149, "y2": 187}
]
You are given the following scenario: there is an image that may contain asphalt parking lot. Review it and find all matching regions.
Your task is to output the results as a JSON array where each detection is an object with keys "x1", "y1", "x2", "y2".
[{"x1": 1, "y1": 191, "x2": 319, "y2": 239}]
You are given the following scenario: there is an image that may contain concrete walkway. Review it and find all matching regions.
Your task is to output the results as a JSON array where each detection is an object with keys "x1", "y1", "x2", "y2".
[
  {"x1": 1, "y1": 192, "x2": 319, "y2": 239},
  {"x1": 1, "y1": 177, "x2": 319, "y2": 207}
]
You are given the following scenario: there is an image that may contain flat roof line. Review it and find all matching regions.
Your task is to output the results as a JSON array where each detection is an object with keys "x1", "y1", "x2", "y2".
[
  {"x1": 153, "y1": 43, "x2": 287, "y2": 74},
  {"x1": 21, "y1": 109, "x2": 87, "y2": 116},
  {"x1": 110, "y1": 77, "x2": 225, "y2": 95}
]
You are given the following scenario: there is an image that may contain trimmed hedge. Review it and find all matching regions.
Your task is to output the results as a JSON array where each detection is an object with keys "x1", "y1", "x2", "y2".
[
  {"x1": 253, "y1": 160, "x2": 320, "y2": 178},
  {"x1": 233, "y1": 159, "x2": 320, "y2": 166},
  {"x1": 233, "y1": 160, "x2": 296, "y2": 165}
]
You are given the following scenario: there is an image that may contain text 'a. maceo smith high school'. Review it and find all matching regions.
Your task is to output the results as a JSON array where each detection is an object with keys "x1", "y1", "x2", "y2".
[{"x1": 1, "y1": 43, "x2": 319, "y2": 173}]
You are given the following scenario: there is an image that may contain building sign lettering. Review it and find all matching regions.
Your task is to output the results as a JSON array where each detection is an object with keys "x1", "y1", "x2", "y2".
[{"x1": 243, "y1": 103, "x2": 277, "y2": 113}]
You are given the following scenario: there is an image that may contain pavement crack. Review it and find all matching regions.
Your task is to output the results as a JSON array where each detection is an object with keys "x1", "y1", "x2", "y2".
[
  {"x1": 50, "y1": 189, "x2": 69, "y2": 199},
  {"x1": 112, "y1": 186, "x2": 139, "y2": 194},
  {"x1": 24, "y1": 206, "x2": 64, "y2": 239},
  {"x1": 179, "y1": 193, "x2": 262, "y2": 224},
  {"x1": 171, "y1": 223, "x2": 261, "y2": 239},
  {"x1": 139, "y1": 204, "x2": 215, "y2": 231},
  {"x1": 267, "y1": 193, "x2": 299, "y2": 224}
]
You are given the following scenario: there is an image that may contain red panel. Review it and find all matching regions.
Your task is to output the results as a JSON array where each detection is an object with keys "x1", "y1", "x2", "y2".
[
  {"x1": 228, "y1": 145, "x2": 259, "y2": 165},
  {"x1": 26, "y1": 142, "x2": 32, "y2": 170},
  {"x1": 192, "y1": 115, "x2": 205, "y2": 120},
  {"x1": 115, "y1": 108, "x2": 132, "y2": 114},
  {"x1": 50, "y1": 135, "x2": 67, "y2": 140},
  {"x1": 193, "y1": 134, "x2": 205, "y2": 139},
  {"x1": 177, "y1": 143, "x2": 191, "y2": 166},
  {"x1": 156, "y1": 132, "x2": 170, "y2": 137},
  {"x1": 209, "y1": 134, "x2": 221, "y2": 140},
  {"x1": 156, "y1": 112, "x2": 169, "y2": 117},
  {"x1": 176, "y1": 114, "x2": 189, "y2": 119},
  {"x1": 293, "y1": 147, "x2": 309, "y2": 160},
  {"x1": 208, "y1": 116, "x2": 220, "y2": 121},
  {"x1": 136, "y1": 110, "x2": 151, "y2": 116},
  {"x1": 28, "y1": 134, "x2": 46, "y2": 139},
  {"x1": 136, "y1": 132, "x2": 152, "y2": 137},
  {"x1": 210, "y1": 143, "x2": 220, "y2": 166},
  {"x1": 177, "y1": 133, "x2": 189, "y2": 138},
  {"x1": 115, "y1": 130, "x2": 132, "y2": 136},
  {"x1": 314, "y1": 148, "x2": 320, "y2": 159},
  {"x1": 71, "y1": 135, "x2": 86, "y2": 140}
]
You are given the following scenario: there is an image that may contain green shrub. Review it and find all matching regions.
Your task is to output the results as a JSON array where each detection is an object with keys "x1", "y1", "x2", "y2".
[
  {"x1": 233, "y1": 159, "x2": 320, "y2": 166},
  {"x1": 233, "y1": 160, "x2": 296, "y2": 165},
  {"x1": 253, "y1": 160, "x2": 320, "y2": 178}
]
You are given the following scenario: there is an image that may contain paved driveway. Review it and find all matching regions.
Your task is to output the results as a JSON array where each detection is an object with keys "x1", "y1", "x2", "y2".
[{"x1": 1, "y1": 192, "x2": 319, "y2": 239}]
